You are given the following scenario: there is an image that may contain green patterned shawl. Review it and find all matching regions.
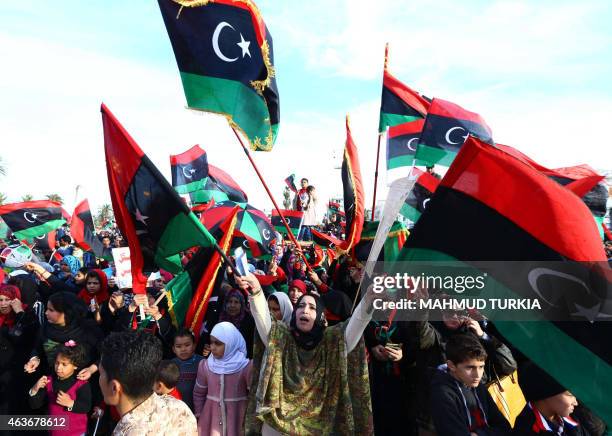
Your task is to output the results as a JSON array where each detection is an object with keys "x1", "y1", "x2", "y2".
[{"x1": 245, "y1": 320, "x2": 373, "y2": 435}]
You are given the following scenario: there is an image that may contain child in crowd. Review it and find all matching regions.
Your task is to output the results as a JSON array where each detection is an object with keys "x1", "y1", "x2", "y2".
[
  {"x1": 193, "y1": 322, "x2": 252, "y2": 436},
  {"x1": 171, "y1": 328, "x2": 203, "y2": 412},
  {"x1": 28, "y1": 341, "x2": 92, "y2": 436},
  {"x1": 514, "y1": 361, "x2": 590, "y2": 435},
  {"x1": 429, "y1": 334, "x2": 511, "y2": 435},
  {"x1": 154, "y1": 360, "x2": 182, "y2": 400}
]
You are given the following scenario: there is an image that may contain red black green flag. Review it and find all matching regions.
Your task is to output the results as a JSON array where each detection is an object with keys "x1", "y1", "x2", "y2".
[
  {"x1": 386, "y1": 119, "x2": 428, "y2": 173},
  {"x1": 29, "y1": 231, "x2": 56, "y2": 252},
  {"x1": 102, "y1": 103, "x2": 217, "y2": 293},
  {"x1": 339, "y1": 116, "x2": 365, "y2": 251},
  {"x1": 271, "y1": 209, "x2": 303, "y2": 238},
  {"x1": 0, "y1": 200, "x2": 67, "y2": 240},
  {"x1": 71, "y1": 199, "x2": 104, "y2": 257},
  {"x1": 353, "y1": 220, "x2": 408, "y2": 262},
  {"x1": 171, "y1": 145, "x2": 248, "y2": 205},
  {"x1": 167, "y1": 206, "x2": 238, "y2": 336},
  {"x1": 378, "y1": 45, "x2": 430, "y2": 133},
  {"x1": 284, "y1": 174, "x2": 297, "y2": 193},
  {"x1": 158, "y1": 0, "x2": 279, "y2": 151},
  {"x1": 398, "y1": 137, "x2": 611, "y2": 424},
  {"x1": 415, "y1": 98, "x2": 492, "y2": 167},
  {"x1": 399, "y1": 167, "x2": 440, "y2": 224}
]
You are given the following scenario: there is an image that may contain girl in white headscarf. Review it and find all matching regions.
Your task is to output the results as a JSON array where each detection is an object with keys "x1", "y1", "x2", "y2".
[
  {"x1": 193, "y1": 322, "x2": 252, "y2": 436},
  {"x1": 267, "y1": 292, "x2": 293, "y2": 325}
]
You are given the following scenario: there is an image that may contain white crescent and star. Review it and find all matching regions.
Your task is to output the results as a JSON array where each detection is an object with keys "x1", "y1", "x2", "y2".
[
  {"x1": 527, "y1": 268, "x2": 591, "y2": 308},
  {"x1": 23, "y1": 212, "x2": 38, "y2": 223},
  {"x1": 285, "y1": 217, "x2": 291, "y2": 226},
  {"x1": 445, "y1": 126, "x2": 468, "y2": 145},
  {"x1": 212, "y1": 22, "x2": 251, "y2": 63},
  {"x1": 182, "y1": 166, "x2": 196, "y2": 180},
  {"x1": 422, "y1": 198, "x2": 430, "y2": 210},
  {"x1": 262, "y1": 229, "x2": 271, "y2": 240},
  {"x1": 406, "y1": 137, "x2": 418, "y2": 152}
]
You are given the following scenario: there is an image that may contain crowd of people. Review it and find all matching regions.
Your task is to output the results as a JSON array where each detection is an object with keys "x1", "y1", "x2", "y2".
[{"x1": 0, "y1": 182, "x2": 610, "y2": 436}]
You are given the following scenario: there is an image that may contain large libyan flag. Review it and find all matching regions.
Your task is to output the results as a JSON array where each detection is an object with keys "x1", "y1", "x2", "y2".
[
  {"x1": 397, "y1": 137, "x2": 611, "y2": 425},
  {"x1": 158, "y1": 0, "x2": 280, "y2": 151},
  {"x1": 102, "y1": 104, "x2": 216, "y2": 293},
  {"x1": 0, "y1": 200, "x2": 67, "y2": 240}
]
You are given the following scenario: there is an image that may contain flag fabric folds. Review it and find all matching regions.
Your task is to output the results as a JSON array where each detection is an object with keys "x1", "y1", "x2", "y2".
[
  {"x1": 378, "y1": 46, "x2": 430, "y2": 133},
  {"x1": 271, "y1": 209, "x2": 303, "y2": 237},
  {"x1": 158, "y1": 0, "x2": 279, "y2": 151},
  {"x1": 284, "y1": 174, "x2": 298, "y2": 193},
  {"x1": 71, "y1": 199, "x2": 105, "y2": 257},
  {"x1": 339, "y1": 116, "x2": 365, "y2": 251},
  {"x1": 399, "y1": 168, "x2": 440, "y2": 224},
  {"x1": 0, "y1": 200, "x2": 67, "y2": 240},
  {"x1": 167, "y1": 206, "x2": 238, "y2": 336},
  {"x1": 353, "y1": 220, "x2": 408, "y2": 263},
  {"x1": 397, "y1": 136, "x2": 611, "y2": 423},
  {"x1": 101, "y1": 103, "x2": 216, "y2": 293},
  {"x1": 416, "y1": 98, "x2": 492, "y2": 167}
]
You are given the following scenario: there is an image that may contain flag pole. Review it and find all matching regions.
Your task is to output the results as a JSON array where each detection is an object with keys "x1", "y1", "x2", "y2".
[
  {"x1": 230, "y1": 126, "x2": 313, "y2": 272},
  {"x1": 371, "y1": 43, "x2": 389, "y2": 221},
  {"x1": 371, "y1": 133, "x2": 382, "y2": 221}
]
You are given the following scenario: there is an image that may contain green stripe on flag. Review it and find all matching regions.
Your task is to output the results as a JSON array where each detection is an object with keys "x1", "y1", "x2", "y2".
[
  {"x1": 274, "y1": 224, "x2": 299, "y2": 237},
  {"x1": 240, "y1": 212, "x2": 262, "y2": 244},
  {"x1": 190, "y1": 189, "x2": 230, "y2": 205},
  {"x1": 13, "y1": 219, "x2": 66, "y2": 240},
  {"x1": 166, "y1": 272, "x2": 193, "y2": 327},
  {"x1": 594, "y1": 215, "x2": 604, "y2": 240},
  {"x1": 399, "y1": 203, "x2": 421, "y2": 223},
  {"x1": 156, "y1": 212, "x2": 216, "y2": 274},
  {"x1": 181, "y1": 72, "x2": 276, "y2": 149},
  {"x1": 379, "y1": 113, "x2": 421, "y2": 132},
  {"x1": 175, "y1": 178, "x2": 208, "y2": 195},
  {"x1": 415, "y1": 143, "x2": 458, "y2": 167}
]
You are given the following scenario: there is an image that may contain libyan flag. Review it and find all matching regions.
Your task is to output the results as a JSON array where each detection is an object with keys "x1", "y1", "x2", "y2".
[
  {"x1": 102, "y1": 103, "x2": 217, "y2": 293},
  {"x1": 397, "y1": 136, "x2": 611, "y2": 424},
  {"x1": 71, "y1": 199, "x2": 104, "y2": 257},
  {"x1": 171, "y1": 145, "x2": 248, "y2": 205},
  {"x1": 158, "y1": 0, "x2": 279, "y2": 151},
  {"x1": 399, "y1": 167, "x2": 440, "y2": 224},
  {"x1": 271, "y1": 209, "x2": 303, "y2": 237},
  {"x1": 0, "y1": 200, "x2": 66, "y2": 240},
  {"x1": 416, "y1": 98, "x2": 492, "y2": 167},
  {"x1": 353, "y1": 220, "x2": 408, "y2": 262},
  {"x1": 378, "y1": 50, "x2": 430, "y2": 133},
  {"x1": 166, "y1": 206, "x2": 238, "y2": 337},
  {"x1": 340, "y1": 116, "x2": 365, "y2": 251}
]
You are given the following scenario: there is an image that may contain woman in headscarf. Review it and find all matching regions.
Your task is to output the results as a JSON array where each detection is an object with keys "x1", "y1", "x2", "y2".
[
  {"x1": 77, "y1": 270, "x2": 110, "y2": 324},
  {"x1": 0, "y1": 284, "x2": 39, "y2": 416},
  {"x1": 193, "y1": 322, "x2": 252, "y2": 436},
  {"x1": 238, "y1": 274, "x2": 375, "y2": 435},
  {"x1": 267, "y1": 292, "x2": 292, "y2": 325},
  {"x1": 217, "y1": 289, "x2": 255, "y2": 358}
]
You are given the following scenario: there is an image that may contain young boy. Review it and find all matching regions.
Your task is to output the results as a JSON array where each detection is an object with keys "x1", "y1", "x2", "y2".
[
  {"x1": 514, "y1": 361, "x2": 589, "y2": 435},
  {"x1": 430, "y1": 334, "x2": 511, "y2": 435},
  {"x1": 154, "y1": 360, "x2": 182, "y2": 400},
  {"x1": 171, "y1": 328, "x2": 203, "y2": 412}
]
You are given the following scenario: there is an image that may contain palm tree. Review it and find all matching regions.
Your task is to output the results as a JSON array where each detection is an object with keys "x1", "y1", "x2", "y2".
[
  {"x1": 21, "y1": 194, "x2": 34, "y2": 202},
  {"x1": 0, "y1": 157, "x2": 5, "y2": 177},
  {"x1": 0, "y1": 193, "x2": 7, "y2": 205},
  {"x1": 46, "y1": 193, "x2": 63, "y2": 204}
]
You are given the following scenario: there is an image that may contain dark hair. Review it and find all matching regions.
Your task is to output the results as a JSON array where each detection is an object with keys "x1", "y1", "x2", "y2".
[
  {"x1": 446, "y1": 334, "x2": 488, "y2": 364},
  {"x1": 47, "y1": 292, "x2": 87, "y2": 326},
  {"x1": 60, "y1": 235, "x2": 72, "y2": 244},
  {"x1": 86, "y1": 271, "x2": 103, "y2": 283},
  {"x1": 307, "y1": 185, "x2": 315, "y2": 193},
  {"x1": 99, "y1": 331, "x2": 162, "y2": 401},
  {"x1": 173, "y1": 328, "x2": 195, "y2": 345},
  {"x1": 300, "y1": 178, "x2": 308, "y2": 183},
  {"x1": 155, "y1": 360, "x2": 180, "y2": 389},
  {"x1": 78, "y1": 267, "x2": 88, "y2": 275},
  {"x1": 55, "y1": 343, "x2": 88, "y2": 369}
]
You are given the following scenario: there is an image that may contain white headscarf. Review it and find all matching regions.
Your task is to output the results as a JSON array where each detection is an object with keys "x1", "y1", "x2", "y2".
[
  {"x1": 208, "y1": 322, "x2": 249, "y2": 375},
  {"x1": 268, "y1": 292, "x2": 293, "y2": 325}
]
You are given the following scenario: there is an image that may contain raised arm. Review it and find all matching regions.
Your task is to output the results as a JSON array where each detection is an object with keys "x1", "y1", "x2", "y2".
[{"x1": 236, "y1": 274, "x2": 272, "y2": 346}]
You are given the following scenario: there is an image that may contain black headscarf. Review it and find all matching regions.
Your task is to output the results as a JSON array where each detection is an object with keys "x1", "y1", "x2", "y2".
[{"x1": 290, "y1": 294, "x2": 326, "y2": 350}]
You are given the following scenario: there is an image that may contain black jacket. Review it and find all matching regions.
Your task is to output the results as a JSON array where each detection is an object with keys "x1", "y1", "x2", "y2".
[
  {"x1": 430, "y1": 366, "x2": 511, "y2": 436},
  {"x1": 513, "y1": 403, "x2": 592, "y2": 436}
]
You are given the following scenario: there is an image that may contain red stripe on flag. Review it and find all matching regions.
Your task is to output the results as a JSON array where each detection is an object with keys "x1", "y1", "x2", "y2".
[
  {"x1": 388, "y1": 119, "x2": 425, "y2": 138},
  {"x1": 441, "y1": 137, "x2": 606, "y2": 261},
  {"x1": 0, "y1": 200, "x2": 63, "y2": 215},
  {"x1": 427, "y1": 98, "x2": 490, "y2": 128},
  {"x1": 170, "y1": 144, "x2": 206, "y2": 166},
  {"x1": 271, "y1": 209, "x2": 304, "y2": 219},
  {"x1": 411, "y1": 168, "x2": 440, "y2": 194},
  {"x1": 382, "y1": 70, "x2": 430, "y2": 116}
]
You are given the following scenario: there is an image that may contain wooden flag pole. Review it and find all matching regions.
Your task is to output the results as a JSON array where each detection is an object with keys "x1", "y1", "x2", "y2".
[{"x1": 231, "y1": 126, "x2": 313, "y2": 272}]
